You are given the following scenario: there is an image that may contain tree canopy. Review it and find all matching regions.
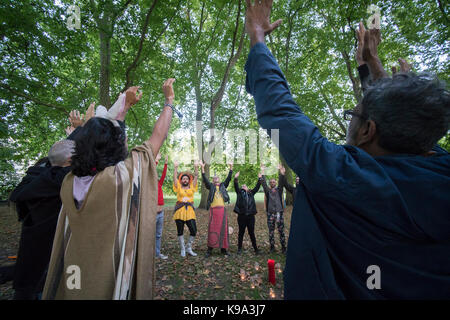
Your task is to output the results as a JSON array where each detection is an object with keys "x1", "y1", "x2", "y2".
[{"x1": 1, "y1": 0, "x2": 449, "y2": 200}]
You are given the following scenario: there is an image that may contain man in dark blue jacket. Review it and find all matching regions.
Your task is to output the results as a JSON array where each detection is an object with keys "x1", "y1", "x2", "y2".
[{"x1": 244, "y1": 0, "x2": 450, "y2": 299}]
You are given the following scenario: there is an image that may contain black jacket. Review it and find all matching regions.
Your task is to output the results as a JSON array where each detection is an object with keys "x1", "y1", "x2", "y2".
[
  {"x1": 10, "y1": 165, "x2": 71, "y2": 293},
  {"x1": 202, "y1": 170, "x2": 232, "y2": 210},
  {"x1": 9, "y1": 160, "x2": 50, "y2": 221},
  {"x1": 233, "y1": 178, "x2": 261, "y2": 215}
]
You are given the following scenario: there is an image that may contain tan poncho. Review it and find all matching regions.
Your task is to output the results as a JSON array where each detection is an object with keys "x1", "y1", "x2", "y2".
[{"x1": 42, "y1": 141, "x2": 157, "y2": 299}]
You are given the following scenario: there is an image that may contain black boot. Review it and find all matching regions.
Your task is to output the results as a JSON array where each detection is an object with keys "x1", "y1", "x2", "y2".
[
  {"x1": 270, "y1": 245, "x2": 275, "y2": 253},
  {"x1": 221, "y1": 248, "x2": 229, "y2": 257},
  {"x1": 205, "y1": 247, "x2": 213, "y2": 258},
  {"x1": 237, "y1": 248, "x2": 242, "y2": 255}
]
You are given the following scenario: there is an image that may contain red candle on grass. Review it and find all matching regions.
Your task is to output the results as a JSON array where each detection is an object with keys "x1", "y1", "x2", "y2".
[{"x1": 268, "y1": 259, "x2": 276, "y2": 285}]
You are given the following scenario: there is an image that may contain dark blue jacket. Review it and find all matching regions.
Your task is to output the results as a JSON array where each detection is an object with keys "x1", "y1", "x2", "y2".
[{"x1": 245, "y1": 43, "x2": 450, "y2": 299}]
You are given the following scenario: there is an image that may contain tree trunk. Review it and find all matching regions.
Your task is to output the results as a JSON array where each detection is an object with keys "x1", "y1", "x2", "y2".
[
  {"x1": 198, "y1": 1, "x2": 244, "y2": 209},
  {"x1": 195, "y1": 77, "x2": 210, "y2": 209},
  {"x1": 199, "y1": 164, "x2": 210, "y2": 209}
]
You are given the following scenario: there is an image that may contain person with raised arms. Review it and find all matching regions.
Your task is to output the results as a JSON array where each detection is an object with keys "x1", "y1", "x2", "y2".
[{"x1": 244, "y1": 0, "x2": 449, "y2": 299}]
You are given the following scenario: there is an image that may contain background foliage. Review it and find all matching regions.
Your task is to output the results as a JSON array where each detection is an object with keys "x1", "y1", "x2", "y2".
[{"x1": 0, "y1": 0, "x2": 448, "y2": 200}]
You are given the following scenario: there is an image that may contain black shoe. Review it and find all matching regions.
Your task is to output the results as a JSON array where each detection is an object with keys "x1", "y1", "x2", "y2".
[
  {"x1": 221, "y1": 249, "x2": 229, "y2": 257},
  {"x1": 254, "y1": 248, "x2": 260, "y2": 255},
  {"x1": 270, "y1": 246, "x2": 275, "y2": 253},
  {"x1": 205, "y1": 250, "x2": 211, "y2": 258},
  {"x1": 237, "y1": 248, "x2": 242, "y2": 255}
]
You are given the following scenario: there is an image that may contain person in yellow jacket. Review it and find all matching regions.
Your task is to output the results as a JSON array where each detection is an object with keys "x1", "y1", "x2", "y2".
[{"x1": 173, "y1": 160, "x2": 199, "y2": 257}]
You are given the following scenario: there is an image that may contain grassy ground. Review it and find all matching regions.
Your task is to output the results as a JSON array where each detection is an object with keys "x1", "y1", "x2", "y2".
[
  {"x1": 0, "y1": 203, "x2": 20, "y2": 300},
  {"x1": 0, "y1": 200, "x2": 290, "y2": 300},
  {"x1": 154, "y1": 201, "x2": 289, "y2": 300}
]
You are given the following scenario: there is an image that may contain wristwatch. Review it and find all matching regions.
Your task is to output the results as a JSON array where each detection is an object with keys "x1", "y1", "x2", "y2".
[{"x1": 164, "y1": 103, "x2": 183, "y2": 119}]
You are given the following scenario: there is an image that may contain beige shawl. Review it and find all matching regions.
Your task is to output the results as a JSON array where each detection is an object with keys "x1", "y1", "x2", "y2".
[{"x1": 42, "y1": 141, "x2": 157, "y2": 299}]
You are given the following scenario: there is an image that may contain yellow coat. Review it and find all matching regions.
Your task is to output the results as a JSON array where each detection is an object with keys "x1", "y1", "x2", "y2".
[{"x1": 173, "y1": 182, "x2": 198, "y2": 221}]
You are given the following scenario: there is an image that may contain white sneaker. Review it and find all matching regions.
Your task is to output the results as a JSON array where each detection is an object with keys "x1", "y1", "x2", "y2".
[{"x1": 158, "y1": 254, "x2": 168, "y2": 260}]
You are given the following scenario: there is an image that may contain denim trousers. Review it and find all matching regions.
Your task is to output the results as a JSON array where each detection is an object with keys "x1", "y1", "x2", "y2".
[{"x1": 155, "y1": 210, "x2": 164, "y2": 256}]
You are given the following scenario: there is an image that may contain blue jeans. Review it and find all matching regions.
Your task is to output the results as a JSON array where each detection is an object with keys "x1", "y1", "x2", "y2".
[{"x1": 155, "y1": 210, "x2": 164, "y2": 256}]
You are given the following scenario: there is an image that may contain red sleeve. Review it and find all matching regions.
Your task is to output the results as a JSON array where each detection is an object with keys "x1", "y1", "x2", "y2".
[{"x1": 159, "y1": 162, "x2": 167, "y2": 184}]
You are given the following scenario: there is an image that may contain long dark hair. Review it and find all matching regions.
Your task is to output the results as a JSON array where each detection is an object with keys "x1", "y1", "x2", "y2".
[{"x1": 71, "y1": 117, "x2": 128, "y2": 177}]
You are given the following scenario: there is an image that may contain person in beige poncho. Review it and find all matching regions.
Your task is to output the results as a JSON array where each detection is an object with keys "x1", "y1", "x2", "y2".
[{"x1": 42, "y1": 79, "x2": 177, "y2": 300}]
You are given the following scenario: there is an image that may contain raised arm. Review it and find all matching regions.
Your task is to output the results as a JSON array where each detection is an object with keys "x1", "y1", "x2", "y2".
[
  {"x1": 234, "y1": 171, "x2": 240, "y2": 193},
  {"x1": 251, "y1": 171, "x2": 262, "y2": 194},
  {"x1": 362, "y1": 26, "x2": 389, "y2": 81},
  {"x1": 356, "y1": 22, "x2": 371, "y2": 93},
  {"x1": 200, "y1": 160, "x2": 210, "y2": 190},
  {"x1": 147, "y1": 79, "x2": 175, "y2": 157},
  {"x1": 115, "y1": 86, "x2": 142, "y2": 122},
  {"x1": 173, "y1": 160, "x2": 179, "y2": 188},
  {"x1": 244, "y1": 1, "x2": 371, "y2": 195},
  {"x1": 223, "y1": 163, "x2": 233, "y2": 188},
  {"x1": 259, "y1": 165, "x2": 269, "y2": 193},
  {"x1": 392, "y1": 58, "x2": 412, "y2": 75},
  {"x1": 159, "y1": 155, "x2": 168, "y2": 184}
]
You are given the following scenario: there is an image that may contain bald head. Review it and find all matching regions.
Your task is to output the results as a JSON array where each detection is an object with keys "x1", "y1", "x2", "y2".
[{"x1": 48, "y1": 140, "x2": 75, "y2": 167}]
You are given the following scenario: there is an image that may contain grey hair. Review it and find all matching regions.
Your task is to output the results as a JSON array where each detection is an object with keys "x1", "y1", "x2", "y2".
[
  {"x1": 362, "y1": 72, "x2": 449, "y2": 154},
  {"x1": 48, "y1": 140, "x2": 75, "y2": 166}
]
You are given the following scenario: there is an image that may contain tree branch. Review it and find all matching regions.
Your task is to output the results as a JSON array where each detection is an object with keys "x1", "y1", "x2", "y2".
[
  {"x1": 0, "y1": 84, "x2": 70, "y2": 114},
  {"x1": 122, "y1": 0, "x2": 158, "y2": 90},
  {"x1": 312, "y1": 78, "x2": 347, "y2": 135}
]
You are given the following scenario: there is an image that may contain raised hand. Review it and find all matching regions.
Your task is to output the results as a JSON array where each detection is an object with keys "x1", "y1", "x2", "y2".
[
  {"x1": 65, "y1": 125, "x2": 75, "y2": 136},
  {"x1": 156, "y1": 153, "x2": 162, "y2": 162},
  {"x1": 125, "y1": 86, "x2": 143, "y2": 109},
  {"x1": 245, "y1": 0, "x2": 282, "y2": 47},
  {"x1": 362, "y1": 28, "x2": 381, "y2": 63},
  {"x1": 235, "y1": 171, "x2": 240, "y2": 179},
  {"x1": 260, "y1": 164, "x2": 265, "y2": 175},
  {"x1": 361, "y1": 25, "x2": 388, "y2": 80},
  {"x1": 398, "y1": 58, "x2": 412, "y2": 73},
  {"x1": 162, "y1": 78, "x2": 175, "y2": 104},
  {"x1": 85, "y1": 102, "x2": 95, "y2": 123},
  {"x1": 173, "y1": 160, "x2": 179, "y2": 168},
  {"x1": 69, "y1": 110, "x2": 84, "y2": 128},
  {"x1": 165, "y1": 155, "x2": 168, "y2": 164},
  {"x1": 279, "y1": 165, "x2": 286, "y2": 175},
  {"x1": 356, "y1": 21, "x2": 366, "y2": 66},
  {"x1": 198, "y1": 160, "x2": 205, "y2": 173}
]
